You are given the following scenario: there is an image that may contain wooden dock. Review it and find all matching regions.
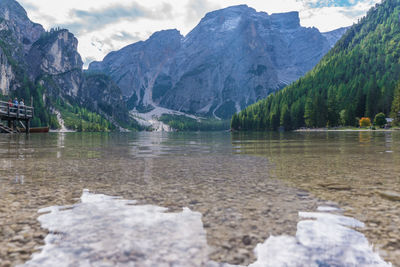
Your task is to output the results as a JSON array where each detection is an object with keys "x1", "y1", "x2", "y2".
[{"x1": 0, "y1": 100, "x2": 34, "y2": 134}]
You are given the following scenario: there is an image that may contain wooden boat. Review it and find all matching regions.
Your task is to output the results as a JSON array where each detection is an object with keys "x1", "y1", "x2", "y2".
[
  {"x1": 17, "y1": 127, "x2": 50, "y2": 133},
  {"x1": 29, "y1": 127, "x2": 50, "y2": 133}
]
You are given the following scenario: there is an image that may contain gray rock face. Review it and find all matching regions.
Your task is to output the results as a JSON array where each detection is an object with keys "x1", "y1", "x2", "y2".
[
  {"x1": 80, "y1": 74, "x2": 129, "y2": 122},
  {"x1": 0, "y1": 0, "x2": 44, "y2": 54},
  {"x1": 27, "y1": 30, "x2": 129, "y2": 122},
  {"x1": 322, "y1": 27, "x2": 350, "y2": 48},
  {"x1": 28, "y1": 29, "x2": 83, "y2": 97},
  {"x1": 90, "y1": 5, "x2": 347, "y2": 118},
  {"x1": 0, "y1": 0, "x2": 130, "y2": 125},
  {"x1": 0, "y1": 46, "x2": 14, "y2": 95},
  {"x1": 0, "y1": 0, "x2": 44, "y2": 95},
  {"x1": 89, "y1": 29, "x2": 183, "y2": 110},
  {"x1": 29, "y1": 30, "x2": 83, "y2": 77}
]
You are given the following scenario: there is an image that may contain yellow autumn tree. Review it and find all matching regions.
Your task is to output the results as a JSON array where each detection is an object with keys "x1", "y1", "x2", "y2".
[{"x1": 359, "y1": 117, "x2": 372, "y2": 127}]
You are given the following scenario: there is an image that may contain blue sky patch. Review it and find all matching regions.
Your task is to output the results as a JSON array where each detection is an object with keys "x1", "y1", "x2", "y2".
[{"x1": 306, "y1": 0, "x2": 365, "y2": 8}]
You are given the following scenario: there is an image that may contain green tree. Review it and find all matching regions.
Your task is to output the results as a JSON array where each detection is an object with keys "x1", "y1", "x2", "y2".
[
  {"x1": 231, "y1": 113, "x2": 240, "y2": 130},
  {"x1": 391, "y1": 80, "x2": 400, "y2": 124},
  {"x1": 232, "y1": 0, "x2": 400, "y2": 131},
  {"x1": 327, "y1": 95, "x2": 340, "y2": 127},
  {"x1": 280, "y1": 104, "x2": 291, "y2": 130},
  {"x1": 365, "y1": 78, "x2": 379, "y2": 118},
  {"x1": 304, "y1": 97, "x2": 315, "y2": 127},
  {"x1": 339, "y1": 109, "x2": 346, "y2": 126},
  {"x1": 374, "y1": 112, "x2": 387, "y2": 127}
]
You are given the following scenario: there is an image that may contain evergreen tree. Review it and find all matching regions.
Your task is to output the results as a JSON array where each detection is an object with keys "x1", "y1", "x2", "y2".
[
  {"x1": 231, "y1": 113, "x2": 239, "y2": 130},
  {"x1": 232, "y1": 0, "x2": 400, "y2": 131},
  {"x1": 304, "y1": 97, "x2": 315, "y2": 127},
  {"x1": 280, "y1": 104, "x2": 291, "y2": 130},
  {"x1": 374, "y1": 112, "x2": 387, "y2": 127},
  {"x1": 391, "y1": 80, "x2": 400, "y2": 124},
  {"x1": 365, "y1": 78, "x2": 379, "y2": 118}
]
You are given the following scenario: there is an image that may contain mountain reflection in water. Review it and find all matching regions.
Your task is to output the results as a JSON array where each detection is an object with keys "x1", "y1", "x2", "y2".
[{"x1": 25, "y1": 190, "x2": 390, "y2": 267}]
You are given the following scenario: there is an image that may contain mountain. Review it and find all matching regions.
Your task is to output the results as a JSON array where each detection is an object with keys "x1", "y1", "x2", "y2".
[
  {"x1": 231, "y1": 0, "x2": 400, "y2": 131},
  {"x1": 89, "y1": 5, "x2": 346, "y2": 119},
  {"x1": 89, "y1": 29, "x2": 182, "y2": 112},
  {"x1": 322, "y1": 27, "x2": 350, "y2": 48},
  {"x1": 0, "y1": 0, "x2": 43, "y2": 56},
  {"x1": 0, "y1": 0, "x2": 139, "y2": 131},
  {"x1": 0, "y1": 0, "x2": 44, "y2": 95}
]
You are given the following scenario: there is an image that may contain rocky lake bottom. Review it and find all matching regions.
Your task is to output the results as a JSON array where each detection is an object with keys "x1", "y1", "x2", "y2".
[{"x1": 0, "y1": 132, "x2": 399, "y2": 266}]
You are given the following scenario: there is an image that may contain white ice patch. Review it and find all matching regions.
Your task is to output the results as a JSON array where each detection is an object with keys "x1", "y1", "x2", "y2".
[
  {"x1": 249, "y1": 210, "x2": 390, "y2": 267},
  {"x1": 221, "y1": 17, "x2": 241, "y2": 31},
  {"x1": 25, "y1": 190, "x2": 210, "y2": 266},
  {"x1": 25, "y1": 193, "x2": 391, "y2": 267}
]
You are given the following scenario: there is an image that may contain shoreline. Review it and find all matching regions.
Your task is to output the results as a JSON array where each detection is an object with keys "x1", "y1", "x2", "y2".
[{"x1": 295, "y1": 128, "x2": 400, "y2": 132}]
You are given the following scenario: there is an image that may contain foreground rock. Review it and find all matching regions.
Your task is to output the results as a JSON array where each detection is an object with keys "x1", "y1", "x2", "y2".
[{"x1": 378, "y1": 191, "x2": 400, "y2": 202}]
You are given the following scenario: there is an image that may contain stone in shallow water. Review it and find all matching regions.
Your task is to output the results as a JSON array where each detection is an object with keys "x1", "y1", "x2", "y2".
[
  {"x1": 242, "y1": 235, "x2": 251, "y2": 246},
  {"x1": 1, "y1": 261, "x2": 12, "y2": 267},
  {"x1": 317, "y1": 206, "x2": 340, "y2": 212},
  {"x1": 378, "y1": 191, "x2": 400, "y2": 202},
  {"x1": 319, "y1": 183, "x2": 352, "y2": 191}
]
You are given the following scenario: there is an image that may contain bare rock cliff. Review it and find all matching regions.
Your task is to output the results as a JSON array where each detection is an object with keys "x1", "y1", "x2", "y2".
[{"x1": 89, "y1": 5, "x2": 348, "y2": 119}]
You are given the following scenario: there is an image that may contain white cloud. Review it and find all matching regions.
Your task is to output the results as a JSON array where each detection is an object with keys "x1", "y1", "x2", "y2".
[{"x1": 17, "y1": 0, "x2": 381, "y2": 67}]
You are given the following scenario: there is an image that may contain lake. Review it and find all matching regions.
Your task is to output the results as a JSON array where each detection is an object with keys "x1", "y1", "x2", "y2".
[{"x1": 0, "y1": 132, "x2": 399, "y2": 266}]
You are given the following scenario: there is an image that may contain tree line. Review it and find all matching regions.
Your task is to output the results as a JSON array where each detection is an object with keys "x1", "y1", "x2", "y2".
[
  {"x1": 160, "y1": 114, "x2": 230, "y2": 131},
  {"x1": 232, "y1": 0, "x2": 400, "y2": 131}
]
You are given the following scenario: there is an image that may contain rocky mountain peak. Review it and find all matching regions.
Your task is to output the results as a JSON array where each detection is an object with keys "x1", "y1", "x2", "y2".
[
  {"x1": 144, "y1": 29, "x2": 183, "y2": 54},
  {"x1": 203, "y1": 4, "x2": 255, "y2": 19},
  {"x1": 149, "y1": 29, "x2": 182, "y2": 41},
  {"x1": 194, "y1": 5, "x2": 255, "y2": 32},
  {"x1": 0, "y1": 0, "x2": 28, "y2": 20},
  {"x1": 322, "y1": 26, "x2": 350, "y2": 47},
  {"x1": 0, "y1": 0, "x2": 44, "y2": 52},
  {"x1": 270, "y1": 11, "x2": 300, "y2": 30},
  {"x1": 29, "y1": 29, "x2": 83, "y2": 78},
  {"x1": 89, "y1": 5, "x2": 349, "y2": 119},
  {"x1": 186, "y1": 6, "x2": 302, "y2": 43},
  {"x1": 196, "y1": 6, "x2": 300, "y2": 32}
]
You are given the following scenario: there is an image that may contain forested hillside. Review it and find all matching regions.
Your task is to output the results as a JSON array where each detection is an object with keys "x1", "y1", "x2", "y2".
[
  {"x1": 232, "y1": 0, "x2": 400, "y2": 131},
  {"x1": 0, "y1": 1, "x2": 141, "y2": 132}
]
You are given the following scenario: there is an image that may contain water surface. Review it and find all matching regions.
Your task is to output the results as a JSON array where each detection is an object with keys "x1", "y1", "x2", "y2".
[{"x1": 0, "y1": 132, "x2": 398, "y2": 266}]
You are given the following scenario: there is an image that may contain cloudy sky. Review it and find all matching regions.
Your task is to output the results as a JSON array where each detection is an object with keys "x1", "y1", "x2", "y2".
[{"x1": 18, "y1": 0, "x2": 381, "y2": 67}]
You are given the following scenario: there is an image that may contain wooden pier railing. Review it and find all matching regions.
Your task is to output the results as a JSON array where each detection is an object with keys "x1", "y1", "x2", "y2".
[{"x1": 0, "y1": 100, "x2": 34, "y2": 133}]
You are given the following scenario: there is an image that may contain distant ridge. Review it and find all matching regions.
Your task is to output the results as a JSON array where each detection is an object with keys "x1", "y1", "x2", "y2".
[{"x1": 89, "y1": 5, "x2": 347, "y2": 119}]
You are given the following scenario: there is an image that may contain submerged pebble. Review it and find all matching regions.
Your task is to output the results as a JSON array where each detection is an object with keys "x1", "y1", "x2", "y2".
[{"x1": 378, "y1": 191, "x2": 400, "y2": 202}]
